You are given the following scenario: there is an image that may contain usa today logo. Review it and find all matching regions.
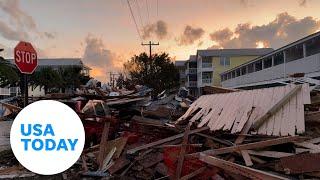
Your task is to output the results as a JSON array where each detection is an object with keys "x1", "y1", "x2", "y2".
[{"x1": 10, "y1": 100, "x2": 85, "y2": 175}]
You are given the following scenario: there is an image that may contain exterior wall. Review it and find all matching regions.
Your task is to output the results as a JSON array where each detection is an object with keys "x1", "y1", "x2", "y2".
[
  {"x1": 212, "y1": 55, "x2": 258, "y2": 86},
  {"x1": 221, "y1": 53, "x2": 320, "y2": 88}
]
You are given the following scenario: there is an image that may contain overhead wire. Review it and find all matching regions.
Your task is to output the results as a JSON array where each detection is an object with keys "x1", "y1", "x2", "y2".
[{"x1": 126, "y1": 0, "x2": 143, "y2": 42}]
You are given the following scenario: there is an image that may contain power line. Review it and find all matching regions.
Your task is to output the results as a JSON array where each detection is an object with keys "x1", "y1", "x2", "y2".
[
  {"x1": 126, "y1": 0, "x2": 143, "y2": 41},
  {"x1": 145, "y1": 0, "x2": 150, "y2": 24},
  {"x1": 134, "y1": 0, "x2": 145, "y2": 29},
  {"x1": 156, "y1": 0, "x2": 159, "y2": 18}
]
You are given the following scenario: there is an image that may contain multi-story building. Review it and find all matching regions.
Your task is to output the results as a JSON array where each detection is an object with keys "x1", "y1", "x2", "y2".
[
  {"x1": 174, "y1": 60, "x2": 187, "y2": 87},
  {"x1": 185, "y1": 55, "x2": 198, "y2": 96},
  {"x1": 220, "y1": 32, "x2": 320, "y2": 89},
  {"x1": 194, "y1": 48, "x2": 273, "y2": 95}
]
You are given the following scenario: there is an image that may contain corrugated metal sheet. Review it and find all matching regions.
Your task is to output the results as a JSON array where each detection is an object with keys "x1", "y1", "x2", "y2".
[{"x1": 178, "y1": 84, "x2": 310, "y2": 136}]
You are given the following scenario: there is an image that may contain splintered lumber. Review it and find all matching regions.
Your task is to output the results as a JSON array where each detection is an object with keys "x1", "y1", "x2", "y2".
[
  {"x1": 180, "y1": 167, "x2": 206, "y2": 180},
  {"x1": 98, "y1": 121, "x2": 110, "y2": 169},
  {"x1": 202, "y1": 136, "x2": 302, "y2": 156},
  {"x1": 241, "y1": 150, "x2": 253, "y2": 166},
  {"x1": 196, "y1": 133, "x2": 233, "y2": 146},
  {"x1": 278, "y1": 153, "x2": 320, "y2": 174},
  {"x1": 252, "y1": 85, "x2": 302, "y2": 129},
  {"x1": 247, "y1": 150, "x2": 294, "y2": 158},
  {"x1": 175, "y1": 122, "x2": 191, "y2": 179},
  {"x1": 126, "y1": 126, "x2": 209, "y2": 154},
  {"x1": 200, "y1": 153, "x2": 288, "y2": 180}
]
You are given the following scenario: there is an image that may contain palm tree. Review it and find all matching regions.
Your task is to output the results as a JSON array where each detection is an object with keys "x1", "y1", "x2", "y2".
[{"x1": 0, "y1": 55, "x2": 19, "y2": 87}]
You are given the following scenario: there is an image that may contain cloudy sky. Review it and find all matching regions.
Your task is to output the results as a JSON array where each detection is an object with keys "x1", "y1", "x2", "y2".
[{"x1": 0, "y1": 0, "x2": 319, "y2": 82}]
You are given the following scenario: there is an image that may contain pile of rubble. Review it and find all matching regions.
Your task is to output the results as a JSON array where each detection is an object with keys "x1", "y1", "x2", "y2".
[{"x1": 1, "y1": 83, "x2": 320, "y2": 179}]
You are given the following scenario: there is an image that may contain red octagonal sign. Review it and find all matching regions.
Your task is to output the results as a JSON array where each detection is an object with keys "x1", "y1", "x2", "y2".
[{"x1": 14, "y1": 41, "x2": 38, "y2": 74}]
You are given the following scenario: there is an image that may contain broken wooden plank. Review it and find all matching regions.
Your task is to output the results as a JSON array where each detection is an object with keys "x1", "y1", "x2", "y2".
[
  {"x1": 247, "y1": 150, "x2": 294, "y2": 158},
  {"x1": 196, "y1": 133, "x2": 233, "y2": 146},
  {"x1": 98, "y1": 121, "x2": 110, "y2": 169},
  {"x1": 200, "y1": 153, "x2": 288, "y2": 180},
  {"x1": 278, "y1": 153, "x2": 320, "y2": 174},
  {"x1": 203, "y1": 136, "x2": 303, "y2": 156},
  {"x1": 294, "y1": 142, "x2": 320, "y2": 152},
  {"x1": 241, "y1": 150, "x2": 253, "y2": 166},
  {"x1": 180, "y1": 167, "x2": 206, "y2": 180},
  {"x1": 100, "y1": 147, "x2": 116, "y2": 172},
  {"x1": 252, "y1": 85, "x2": 302, "y2": 130},
  {"x1": 126, "y1": 126, "x2": 209, "y2": 154},
  {"x1": 175, "y1": 122, "x2": 191, "y2": 179}
]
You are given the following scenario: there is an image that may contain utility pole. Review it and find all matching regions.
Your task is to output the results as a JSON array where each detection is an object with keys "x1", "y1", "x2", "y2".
[{"x1": 141, "y1": 41, "x2": 159, "y2": 59}]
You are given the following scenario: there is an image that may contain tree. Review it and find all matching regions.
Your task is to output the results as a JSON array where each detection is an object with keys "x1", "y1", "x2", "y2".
[
  {"x1": 124, "y1": 52, "x2": 179, "y2": 96},
  {"x1": 30, "y1": 66, "x2": 91, "y2": 94},
  {"x1": 57, "y1": 67, "x2": 90, "y2": 92},
  {"x1": 30, "y1": 67, "x2": 62, "y2": 94},
  {"x1": 0, "y1": 56, "x2": 19, "y2": 87}
]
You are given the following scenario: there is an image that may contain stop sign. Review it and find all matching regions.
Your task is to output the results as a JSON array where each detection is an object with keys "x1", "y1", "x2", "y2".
[{"x1": 14, "y1": 41, "x2": 38, "y2": 74}]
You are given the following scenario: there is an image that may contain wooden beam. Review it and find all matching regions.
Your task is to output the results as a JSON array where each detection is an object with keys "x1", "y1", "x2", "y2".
[
  {"x1": 202, "y1": 136, "x2": 302, "y2": 156},
  {"x1": 196, "y1": 133, "x2": 234, "y2": 146},
  {"x1": 241, "y1": 150, "x2": 253, "y2": 166},
  {"x1": 252, "y1": 85, "x2": 302, "y2": 129},
  {"x1": 175, "y1": 123, "x2": 191, "y2": 179},
  {"x1": 200, "y1": 153, "x2": 288, "y2": 180},
  {"x1": 247, "y1": 150, "x2": 294, "y2": 158},
  {"x1": 126, "y1": 127, "x2": 209, "y2": 155},
  {"x1": 97, "y1": 121, "x2": 110, "y2": 169},
  {"x1": 180, "y1": 167, "x2": 206, "y2": 180}
]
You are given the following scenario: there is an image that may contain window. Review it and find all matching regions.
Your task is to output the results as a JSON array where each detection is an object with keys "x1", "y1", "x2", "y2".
[
  {"x1": 202, "y1": 72, "x2": 212, "y2": 83},
  {"x1": 241, "y1": 66, "x2": 247, "y2": 75},
  {"x1": 248, "y1": 63, "x2": 254, "y2": 73},
  {"x1": 232, "y1": 71, "x2": 236, "y2": 78},
  {"x1": 306, "y1": 36, "x2": 320, "y2": 56},
  {"x1": 189, "y1": 62, "x2": 197, "y2": 68},
  {"x1": 263, "y1": 57, "x2": 272, "y2": 69},
  {"x1": 274, "y1": 52, "x2": 284, "y2": 65},
  {"x1": 286, "y1": 44, "x2": 303, "y2": 62},
  {"x1": 202, "y1": 57, "x2": 212, "y2": 68},
  {"x1": 236, "y1": 69, "x2": 241, "y2": 77},
  {"x1": 255, "y1": 60, "x2": 262, "y2": 71},
  {"x1": 220, "y1": 57, "x2": 230, "y2": 67}
]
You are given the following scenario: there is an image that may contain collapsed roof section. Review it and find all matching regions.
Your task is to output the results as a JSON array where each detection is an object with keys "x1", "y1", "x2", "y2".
[{"x1": 177, "y1": 84, "x2": 311, "y2": 136}]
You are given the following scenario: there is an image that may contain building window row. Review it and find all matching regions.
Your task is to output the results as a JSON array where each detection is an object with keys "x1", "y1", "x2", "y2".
[{"x1": 221, "y1": 35, "x2": 320, "y2": 82}]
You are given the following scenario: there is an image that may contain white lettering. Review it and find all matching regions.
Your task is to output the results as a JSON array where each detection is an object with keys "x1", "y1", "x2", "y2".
[
  {"x1": 31, "y1": 53, "x2": 36, "y2": 64},
  {"x1": 20, "y1": 51, "x2": 25, "y2": 63},
  {"x1": 15, "y1": 51, "x2": 21, "y2": 62},
  {"x1": 26, "y1": 52, "x2": 31, "y2": 63}
]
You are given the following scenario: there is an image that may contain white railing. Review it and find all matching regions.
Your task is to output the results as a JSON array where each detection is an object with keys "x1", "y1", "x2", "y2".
[
  {"x1": 222, "y1": 53, "x2": 320, "y2": 88},
  {"x1": 202, "y1": 63, "x2": 212, "y2": 68},
  {"x1": 0, "y1": 88, "x2": 10, "y2": 96},
  {"x1": 202, "y1": 79, "x2": 212, "y2": 84}
]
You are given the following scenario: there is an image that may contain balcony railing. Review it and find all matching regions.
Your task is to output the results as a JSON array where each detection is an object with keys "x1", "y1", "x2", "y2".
[
  {"x1": 202, "y1": 79, "x2": 212, "y2": 84},
  {"x1": 188, "y1": 81, "x2": 197, "y2": 87},
  {"x1": 186, "y1": 68, "x2": 197, "y2": 74},
  {"x1": 202, "y1": 63, "x2": 212, "y2": 68}
]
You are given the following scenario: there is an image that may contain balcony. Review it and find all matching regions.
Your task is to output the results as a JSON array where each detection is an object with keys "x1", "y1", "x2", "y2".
[
  {"x1": 186, "y1": 68, "x2": 197, "y2": 74},
  {"x1": 221, "y1": 53, "x2": 320, "y2": 88},
  {"x1": 202, "y1": 79, "x2": 212, "y2": 84},
  {"x1": 201, "y1": 63, "x2": 213, "y2": 72},
  {"x1": 187, "y1": 81, "x2": 197, "y2": 87}
]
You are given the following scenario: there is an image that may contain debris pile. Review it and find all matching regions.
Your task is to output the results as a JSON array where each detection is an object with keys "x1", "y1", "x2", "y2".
[{"x1": 1, "y1": 83, "x2": 320, "y2": 179}]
